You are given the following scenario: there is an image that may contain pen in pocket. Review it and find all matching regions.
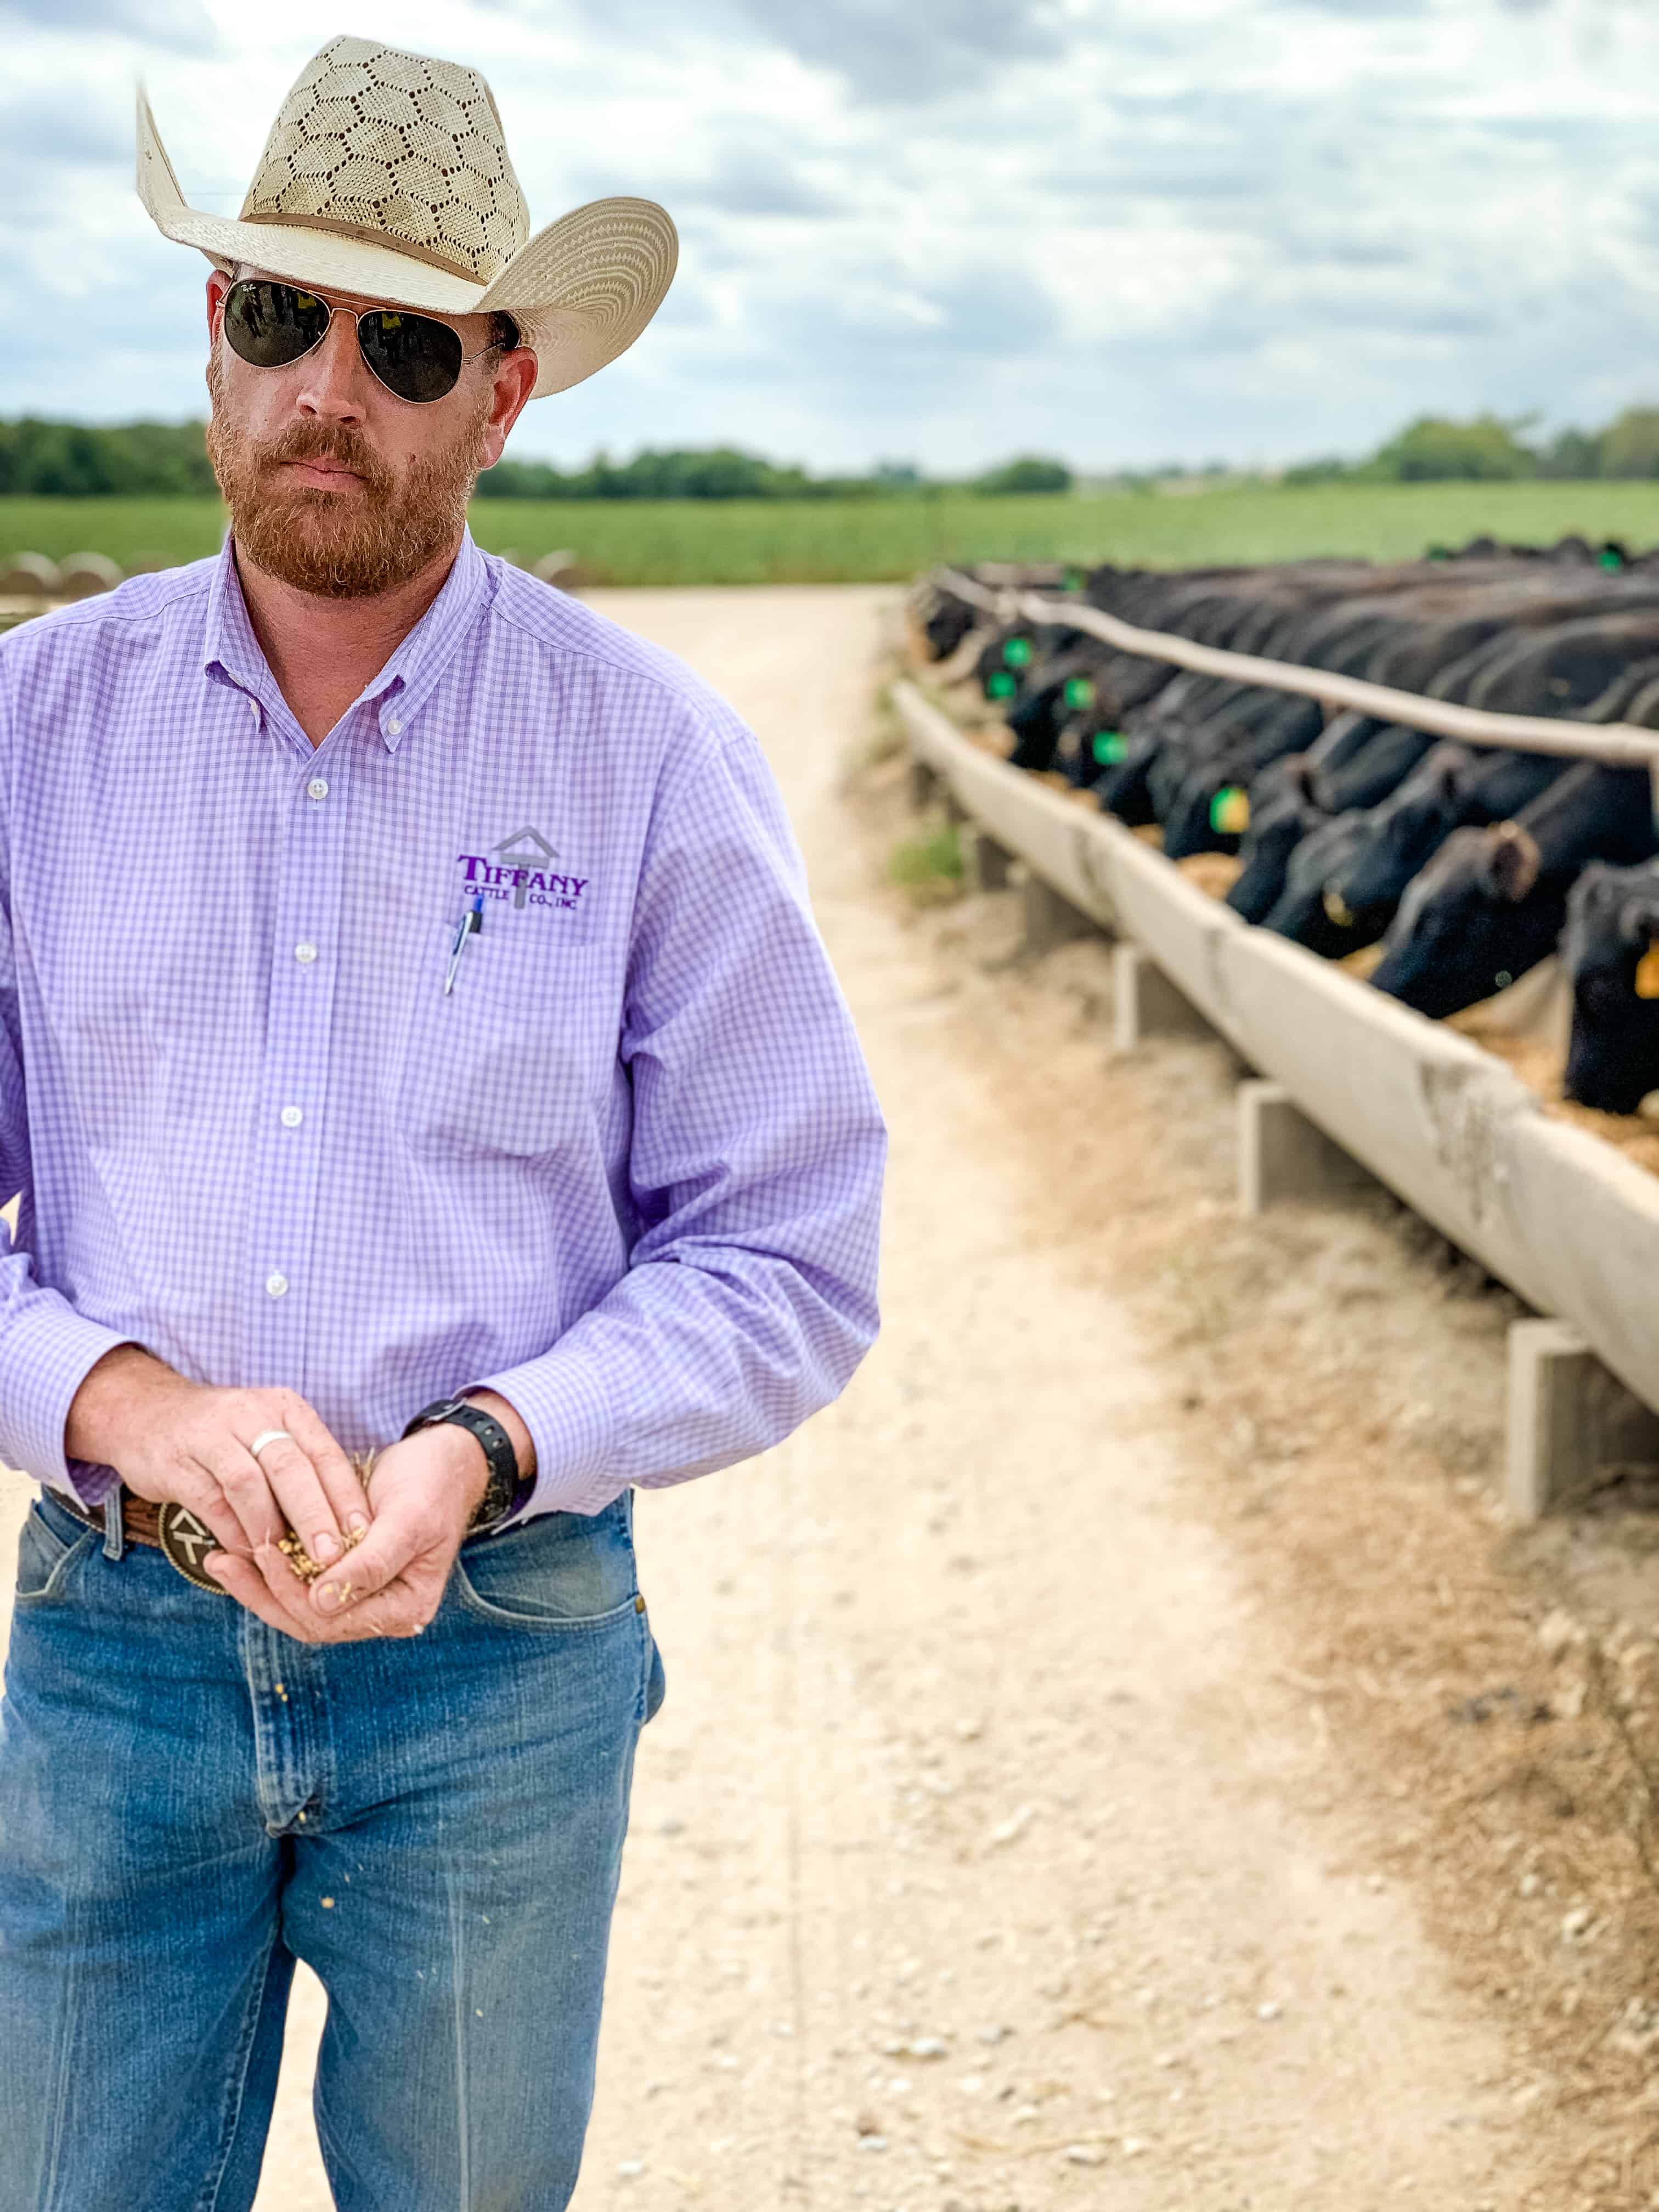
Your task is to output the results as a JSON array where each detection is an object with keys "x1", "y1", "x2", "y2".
[{"x1": 443, "y1": 892, "x2": 484, "y2": 996}]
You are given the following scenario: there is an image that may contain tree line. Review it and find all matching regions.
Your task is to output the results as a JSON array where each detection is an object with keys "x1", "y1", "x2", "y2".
[
  {"x1": 15, "y1": 404, "x2": 1659, "y2": 498},
  {"x1": 0, "y1": 418, "x2": 1075, "y2": 501},
  {"x1": 1286, "y1": 409, "x2": 1659, "y2": 484}
]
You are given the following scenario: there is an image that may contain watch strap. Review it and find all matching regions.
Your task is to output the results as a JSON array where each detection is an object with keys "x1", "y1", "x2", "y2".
[{"x1": 400, "y1": 1397, "x2": 534, "y2": 1533}]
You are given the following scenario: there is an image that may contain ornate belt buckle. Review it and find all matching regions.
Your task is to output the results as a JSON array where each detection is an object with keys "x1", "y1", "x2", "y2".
[{"x1": 157, "y1": 1502, "x2": 226, "y2": 1593}]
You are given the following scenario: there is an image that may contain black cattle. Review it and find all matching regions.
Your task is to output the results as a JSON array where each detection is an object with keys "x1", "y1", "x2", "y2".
[
  {"x1": 1317, "y1": 652, "x2": 1659, "y2": 932},
  {"x1": 1224, "y1": 647, "x2": 1532, "y2": 928},
  {"x1": 1262, "y1": 746, "x2": 1477, "y2": 956},
  {"x1": 1053, "y1": 704, "x2": 1132, "y2": 788},
  {"x1": 1156, "y1": 573, "x2": 1659, "y2": 860},
  {"x1": 1369, "y1": 763, "x2": 1659, "y2": 1017},
  {"x1": 1266, "y1": 743, "x2": 1580, "y2": 956},
  {"x1": 1256, "y1": 617, "x2": 1659, "y2": 953},
  {"x1": 1227, "y1": 760, "x2": 1328, "y2": 923},
  {"x1": 1005, "y1": 648, "x2": 1112, "y2": 772},
  {"x1": 1561, "y1": 859, "x2": 1659, "y2": 1112},
  {"x1": 1330, "y1": 744, "x2": 1568, "y2": 921},
  {"x1": 922, "y1": 594, "x2": 979, "y2": 661},
  {"x1": 974, "y1": 622, "x2": 1080, "y2": 707}
]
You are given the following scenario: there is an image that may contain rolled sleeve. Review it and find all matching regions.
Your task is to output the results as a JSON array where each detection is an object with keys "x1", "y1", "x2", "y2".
[{"x1": 467, "y1": 714, "x2": 885, "y2": 1521}]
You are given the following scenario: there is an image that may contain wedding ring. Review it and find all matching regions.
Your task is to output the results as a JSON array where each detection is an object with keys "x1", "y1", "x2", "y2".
[{"x1": 248, "y1": 1428, "x2": 295, "y2": 1458}]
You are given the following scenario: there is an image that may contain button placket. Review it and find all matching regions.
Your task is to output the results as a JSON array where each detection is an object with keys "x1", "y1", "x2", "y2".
[{"x1": 247, "y1": 747, "x2": 352, "y2": 1385}]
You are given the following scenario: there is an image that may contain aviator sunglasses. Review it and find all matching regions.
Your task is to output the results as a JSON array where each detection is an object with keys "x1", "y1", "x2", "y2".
[{"x1": 222, "y1": 278, "x2": 509, "y2": 404}]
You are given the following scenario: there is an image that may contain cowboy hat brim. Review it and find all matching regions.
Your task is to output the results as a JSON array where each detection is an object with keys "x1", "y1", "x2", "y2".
[{"x1": 137, "y1": 91, "x2": 676, "y2": 401}]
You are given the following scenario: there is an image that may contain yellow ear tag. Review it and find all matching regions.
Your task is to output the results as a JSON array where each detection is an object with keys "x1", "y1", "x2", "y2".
[
  {"x1": 1210, "y1": 786, "x2": 1250, "y2": 836},
  {"x1": 1635, "y1": 944, "x2": 1659, "y2": 1000}
]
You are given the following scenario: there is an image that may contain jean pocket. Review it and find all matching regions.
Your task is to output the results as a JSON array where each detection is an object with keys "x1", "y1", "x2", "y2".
[
  {"x1": 452, "y1": 1495, "x2": 641, "y2": 1630},
  {"x1": 14, "y1": 1497, "x2": 96, "y2": 1604}
]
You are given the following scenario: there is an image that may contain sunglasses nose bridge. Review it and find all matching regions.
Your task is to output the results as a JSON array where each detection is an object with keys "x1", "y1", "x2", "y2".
[{"x1": 292, "y1": 300, "x2": 380, "y2": 416}]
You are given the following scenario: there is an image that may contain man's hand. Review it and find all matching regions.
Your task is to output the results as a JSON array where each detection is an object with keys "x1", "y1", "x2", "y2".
[
  {"x1": 66, "y1": 1345, "x2": 374, "y2": 1617},
  {"x1": 205, "y1": 1419, "x2": 490, "y2": 1644}
]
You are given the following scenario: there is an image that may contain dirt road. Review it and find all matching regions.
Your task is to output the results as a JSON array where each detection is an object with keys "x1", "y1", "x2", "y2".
[{"x1": 1, "y1": 587, "x2": 1551, "y2": 2209}]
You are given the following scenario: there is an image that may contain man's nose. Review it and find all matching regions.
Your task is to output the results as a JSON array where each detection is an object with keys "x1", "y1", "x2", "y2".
[{"x1": 294, "y1": 308, "x2": 371, "y2": 422}]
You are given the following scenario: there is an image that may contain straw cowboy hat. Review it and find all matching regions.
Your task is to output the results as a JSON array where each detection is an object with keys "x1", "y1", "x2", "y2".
[{"x1": 136, "y1": 33, "x2": 678, "y2": 399}]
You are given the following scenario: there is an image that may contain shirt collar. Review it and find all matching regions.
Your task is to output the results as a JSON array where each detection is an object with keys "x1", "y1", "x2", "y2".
[{"x1": 201, "y1": 528, "x2": 494, "y2": 755}]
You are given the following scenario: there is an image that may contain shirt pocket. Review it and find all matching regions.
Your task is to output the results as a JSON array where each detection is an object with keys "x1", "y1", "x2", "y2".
[{"x1": 391, "y1": 919, "x2": 602, "y2": 1158}]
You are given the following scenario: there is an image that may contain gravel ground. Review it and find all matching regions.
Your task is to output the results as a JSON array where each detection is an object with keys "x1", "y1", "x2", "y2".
[{"x1": 2, "y1": 584, "x2": 1621, "y2": 2208}]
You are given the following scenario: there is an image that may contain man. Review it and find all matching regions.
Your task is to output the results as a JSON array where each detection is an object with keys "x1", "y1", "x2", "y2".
[{"x1": 0, "y1": 35, "x2": 884, "y2": 2211}]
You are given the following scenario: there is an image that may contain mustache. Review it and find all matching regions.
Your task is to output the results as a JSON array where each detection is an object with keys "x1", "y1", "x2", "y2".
[{"x1": 253, "y1": 421, "x2": 389, "y2": 490}]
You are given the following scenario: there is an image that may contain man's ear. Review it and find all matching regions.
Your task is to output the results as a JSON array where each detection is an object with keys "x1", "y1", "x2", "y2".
[
  {"x1": 479, "y1": 350, "x2": 539, "y2": 470},
  {"x1": 205, "y1": 265, "x2": 232, "y2": 346},
  {"x1": 1479, "y1": 820, "x2": 1542, "y2": 903}
]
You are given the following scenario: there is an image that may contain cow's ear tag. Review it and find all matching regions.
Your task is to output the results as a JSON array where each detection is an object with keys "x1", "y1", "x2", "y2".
[
  {"x1": 1210, "y1": 786, "x2": 1250, "y2": 836},
  {"x1": 1635, "y1": 943, "x2": 1659, "y2": 1000}
]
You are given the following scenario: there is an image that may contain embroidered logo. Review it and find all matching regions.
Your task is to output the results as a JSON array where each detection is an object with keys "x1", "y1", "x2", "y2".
[{"x1": 454, "y1": 825, "x2": 590, "y2": 915}]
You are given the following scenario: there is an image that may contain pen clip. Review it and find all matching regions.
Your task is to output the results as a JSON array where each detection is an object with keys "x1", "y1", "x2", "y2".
[{"x1": 443, "y1": 893, "x2": 486, "y2": 996}]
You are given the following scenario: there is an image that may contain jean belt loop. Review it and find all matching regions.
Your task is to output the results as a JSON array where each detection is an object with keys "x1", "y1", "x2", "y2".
[{"x1": 101, "y1": 1486, "x2": 126, "y2": 1562}]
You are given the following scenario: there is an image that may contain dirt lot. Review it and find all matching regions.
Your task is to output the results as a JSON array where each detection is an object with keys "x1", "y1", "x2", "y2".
[{"x1": 7, "y1": 585, "x2": 1659, "y2": 2208}]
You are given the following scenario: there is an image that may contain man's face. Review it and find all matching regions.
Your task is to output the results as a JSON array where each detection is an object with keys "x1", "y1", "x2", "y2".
[{"x1": 204, "y1": 267, "x2": 535, "y2": 600}]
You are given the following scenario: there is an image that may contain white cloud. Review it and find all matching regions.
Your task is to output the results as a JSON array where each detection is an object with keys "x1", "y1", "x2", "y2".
[{"x1": 4, "y1": 0, "x2": 1659, "y2": 469}]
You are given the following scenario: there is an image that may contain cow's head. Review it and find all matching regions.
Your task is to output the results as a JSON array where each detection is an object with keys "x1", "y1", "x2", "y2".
[
  {"x1": 1332, "y1": 746, "x2": 1472, "y2": 919},
  {"x1": 1369, "y1": 819, "x2": 1562, "y2": 1017},
  {"x1": 1562, "y1": 859, "x2": 1659, "y2": 1111},
  {"x1": 1226, "y1": 787, "x2": 1325, "y2": 924}
]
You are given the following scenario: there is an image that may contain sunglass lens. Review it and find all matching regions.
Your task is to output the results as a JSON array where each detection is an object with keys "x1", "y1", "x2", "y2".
[
  {"x1": 223, "y1": 280, "x2": 330, "y2": 369},
  {"x1": 357, "y1": 309, "x2": 465, "y2": 403}
]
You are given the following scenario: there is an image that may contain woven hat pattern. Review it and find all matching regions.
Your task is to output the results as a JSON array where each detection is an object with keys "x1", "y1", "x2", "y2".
[
  {"x1": 241, "y1": 36, "x2": 530, "y2": 286},
  {"x1": 137, "y1": 34, "x2": 677, "y2": 399}
]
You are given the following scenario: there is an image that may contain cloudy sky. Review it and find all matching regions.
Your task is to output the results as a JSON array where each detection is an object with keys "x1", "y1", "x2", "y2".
[{"x1": 4, "y1": 0, "x2": 1659, "y2": 473}]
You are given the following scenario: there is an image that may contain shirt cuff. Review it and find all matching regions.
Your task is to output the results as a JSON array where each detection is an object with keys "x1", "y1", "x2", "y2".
[
  {"x1": 462, "y1": 1331, "x2": 622, "y2": 1521},
  {"x1": 0, "y1": 1302, "x2": 139, "y2": 1508}
]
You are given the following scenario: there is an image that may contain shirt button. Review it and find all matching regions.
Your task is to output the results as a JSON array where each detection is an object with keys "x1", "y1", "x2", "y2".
[
  {"x1": 294, "y1": 942, "x2": 318, "y2": 965},
  {"x1": 386, "y1": 716, "x2": 403, "y2": 736},
  {"x1": 264, "y1": 1272, "x2": 289, "y2": 1299},
  {"x1": 279, "y1": 1105, "x2": 303, "y2": 1128},
  {"x1": 307, "y1": 778, "x2": 329, "y2": 802}
]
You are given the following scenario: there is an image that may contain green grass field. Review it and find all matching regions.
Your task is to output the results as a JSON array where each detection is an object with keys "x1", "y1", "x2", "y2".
[{"x1": 4, "y1": 479, "x2": 1659, "y2": 586}]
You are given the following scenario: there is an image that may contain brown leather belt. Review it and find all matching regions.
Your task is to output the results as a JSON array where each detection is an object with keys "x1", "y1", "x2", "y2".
[
  {"x1": 48, "y1": 1485, "x2": 164, "y2": 1548},
  {"x1": 46, "y1": 1486, "x2": 245, "y2": 1592}
]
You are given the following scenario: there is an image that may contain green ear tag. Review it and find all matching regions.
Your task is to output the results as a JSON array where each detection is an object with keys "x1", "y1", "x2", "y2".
[
  {"x1": 1210, "y1": 785, "x2": 1250, "y2": 836},
  {"x1": 987, "y1": 670, "x2": 1017, "y2": 700},
  {"x1": 1064, "y1": 676, "x2": 1097, "y2": 710},
  {"x1": 1063, "y1": 566, "x2": 1086, "y2": 592},
  {"x1": 1003, "y1": 636, "x2": 1033, "y2": 669},
  {"x1": 1601, "y1": 548, "x2": 1625, "y2": 570},
  {"x1": 1092, "y1": 730, "x2": 1128, "y2": 766}
]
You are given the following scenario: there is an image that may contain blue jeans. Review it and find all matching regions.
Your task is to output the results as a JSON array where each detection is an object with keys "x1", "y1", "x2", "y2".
[{"x1": 0, "y1": 1488, "x2": 664, "y2": 2211}]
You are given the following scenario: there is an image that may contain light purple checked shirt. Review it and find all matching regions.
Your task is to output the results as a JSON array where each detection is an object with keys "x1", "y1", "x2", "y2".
[{"x1": 0, "y1": 533, "x2": 884, "y2": 1518}]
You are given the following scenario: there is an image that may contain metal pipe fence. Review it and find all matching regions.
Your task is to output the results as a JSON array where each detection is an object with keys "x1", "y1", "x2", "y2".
[{"x1": 930, "y1": 567, "x2": 1659, "y2": 783}]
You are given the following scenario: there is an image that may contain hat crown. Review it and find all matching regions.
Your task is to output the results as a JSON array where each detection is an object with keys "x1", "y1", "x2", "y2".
[{"x1": 239, "y1": 35, "x2": 530, "y2": 288}]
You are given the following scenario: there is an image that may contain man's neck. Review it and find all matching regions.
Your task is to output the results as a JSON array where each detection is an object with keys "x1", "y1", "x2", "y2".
[{"x1": 233, "y1": 536, "x2": 462, "y2": 748}]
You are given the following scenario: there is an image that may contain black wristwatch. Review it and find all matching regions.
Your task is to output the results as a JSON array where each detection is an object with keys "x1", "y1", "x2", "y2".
[{"x1": 401, "y1": 1396, "x2": 534, "y2": 1534}]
